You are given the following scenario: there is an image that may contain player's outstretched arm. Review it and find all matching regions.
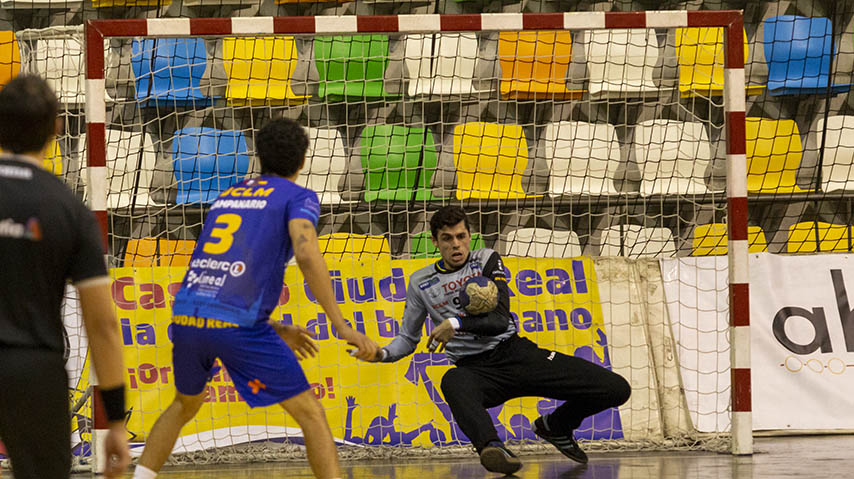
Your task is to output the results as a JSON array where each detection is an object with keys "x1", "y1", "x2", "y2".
[
  {"x1": 289, "y1": 218, "x2": 379, "y2": 361},
  {"x1": 77, "y1": 280, "x2": 131, "y2": 478}
]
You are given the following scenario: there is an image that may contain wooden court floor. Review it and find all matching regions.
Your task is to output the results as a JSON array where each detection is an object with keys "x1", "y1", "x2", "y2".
[{"x1": 54, "y1": 435, "x2": 854, "y2": 478}]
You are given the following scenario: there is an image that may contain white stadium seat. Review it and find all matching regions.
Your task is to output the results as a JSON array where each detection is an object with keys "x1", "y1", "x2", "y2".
[
  {"x1": 599, "y1": 225, "x2": 677, "y2": 258},
  {"x1": 505, "y1": 228, "x2": 582, "y2": 258},
  {"x1": 405, "y1": 33, "x2": 479, "y2": 97},
  {"x1": 586, "y1": 29, "x2": 661, "y2": 98},
  {"x1": 815, "y1": 116, "x2": 854, "y2": 192},
  {"x1": 544, "y1": 121, "x2": 621, "y2": 196},
  {"x1": 634, "y1": 120, "x2": 713, "y2": 196},
  {"x1": 297, "y1": 128, "x2": 354, "y2": 205}
]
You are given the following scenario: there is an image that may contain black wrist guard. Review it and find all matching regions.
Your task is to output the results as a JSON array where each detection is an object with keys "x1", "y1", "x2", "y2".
[{"x1": 100, "y1": 385, "x2": 126, "y2": 423}]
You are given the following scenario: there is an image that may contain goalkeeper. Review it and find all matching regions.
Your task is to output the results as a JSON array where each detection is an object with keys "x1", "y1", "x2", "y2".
[{"x1": 363, "y1": 206, "x2": 630, "y2": 475}]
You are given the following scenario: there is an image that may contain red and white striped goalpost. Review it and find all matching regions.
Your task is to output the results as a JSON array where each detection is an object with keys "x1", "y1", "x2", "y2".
[{"x1": 84, "y1": 10, "x2": 752, "y2": 469}]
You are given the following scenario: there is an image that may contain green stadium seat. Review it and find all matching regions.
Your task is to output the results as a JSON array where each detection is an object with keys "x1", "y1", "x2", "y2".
[
  {"x1": 360, "y1": 125, "x2": 444, "y2": 202},
  {"x1": 314, "y1": 35, "x2": 396, "y2": 100}
]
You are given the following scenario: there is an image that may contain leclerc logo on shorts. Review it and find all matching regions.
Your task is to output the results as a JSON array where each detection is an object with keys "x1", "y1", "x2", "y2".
[{"x1": 190, "y1": 258, "x2": 247, "y2": 277}]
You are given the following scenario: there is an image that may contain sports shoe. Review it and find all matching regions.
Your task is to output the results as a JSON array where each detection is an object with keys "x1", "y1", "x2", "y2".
[
  {"x1": 533, "y1": 417, "x2": 588, "y2": 464},
  {"x1": 479, "y1": 442, "x2": 522, "y2": 475}
]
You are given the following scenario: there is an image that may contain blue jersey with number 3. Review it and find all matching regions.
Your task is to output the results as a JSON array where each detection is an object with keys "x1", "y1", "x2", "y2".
[{"x1": 172, "y1": 176, "x2": 320, "y2": 327}]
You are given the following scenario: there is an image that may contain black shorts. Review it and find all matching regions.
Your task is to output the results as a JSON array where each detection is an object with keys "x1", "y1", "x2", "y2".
[{"x1": 0, "y1": 348, "x2": 70, "y2": 479}]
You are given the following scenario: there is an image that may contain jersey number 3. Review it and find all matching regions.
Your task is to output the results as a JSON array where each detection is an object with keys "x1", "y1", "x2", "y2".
[{"x1": 203, "y1": 213, "x2": 242, "y2": 255}]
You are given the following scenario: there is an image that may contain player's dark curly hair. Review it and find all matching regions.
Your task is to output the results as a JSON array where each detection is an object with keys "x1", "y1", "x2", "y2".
[
  {"x1": 0, "y1": 76, "x2": 59, "y2": 154},
  {"x1": 430, "y1": 206, "x2": 471, "y2": 238},
  {"x1": 255, "y1": 118, "x2": 309, "y2": 178}
]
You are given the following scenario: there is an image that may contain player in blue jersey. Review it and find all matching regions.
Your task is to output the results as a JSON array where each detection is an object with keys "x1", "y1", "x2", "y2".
[{"x1": 132, "y1": 119, "x2": 379, "y2": 479}]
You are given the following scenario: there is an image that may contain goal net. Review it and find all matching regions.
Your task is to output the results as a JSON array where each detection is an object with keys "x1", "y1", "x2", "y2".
[{"x1": 69, "y1": 10, "x2": 752, "y2": 467}]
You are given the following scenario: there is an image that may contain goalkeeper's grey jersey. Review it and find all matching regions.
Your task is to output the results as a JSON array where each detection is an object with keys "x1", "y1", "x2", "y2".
[{"x1": 383, "y1": 248, "x2": 516, "y2": 363}]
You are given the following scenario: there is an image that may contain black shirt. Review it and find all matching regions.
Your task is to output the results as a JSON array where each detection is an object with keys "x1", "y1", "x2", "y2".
[{"x1": 0, "y1": 156, "x2": 108, "y2": 353}]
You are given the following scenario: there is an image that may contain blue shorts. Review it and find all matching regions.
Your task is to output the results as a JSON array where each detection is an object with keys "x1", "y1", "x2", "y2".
[{"x1": 171, "y1": 320, "x2": 310, "y2": 408}]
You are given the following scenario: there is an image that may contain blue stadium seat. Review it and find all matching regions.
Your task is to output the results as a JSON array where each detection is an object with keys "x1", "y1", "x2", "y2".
[
  {"x1": 172, "y1": 128, "x2": 250, "y2": 205},
  {"x1": 763, "y1": 16, "x2": 851, "y2": 96},
  {"x1": 132, "y1": 38, "x2": 212, "y2": 107}
]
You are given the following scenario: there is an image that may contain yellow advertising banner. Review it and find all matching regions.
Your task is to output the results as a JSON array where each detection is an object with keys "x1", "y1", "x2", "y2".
[{"x1": 81, "y1": 256, "x2": 622, "y2": 451}]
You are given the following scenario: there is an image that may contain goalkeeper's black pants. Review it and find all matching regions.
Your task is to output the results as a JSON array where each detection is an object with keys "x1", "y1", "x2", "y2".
[
  {"x1": 0, "y1": 347, "x2": 71, "y2": 479},
  {"x1": 440, "y1": 334, "x2": 631, "y2": 453}
]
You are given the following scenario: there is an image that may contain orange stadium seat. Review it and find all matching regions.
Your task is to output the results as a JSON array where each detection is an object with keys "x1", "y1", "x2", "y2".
[
  {"x1": 0, "y1": 31, "x2": 21, "y2": 89},
  {"x1": 498, "y1": 31, "x2": 581, "y2": 99}
]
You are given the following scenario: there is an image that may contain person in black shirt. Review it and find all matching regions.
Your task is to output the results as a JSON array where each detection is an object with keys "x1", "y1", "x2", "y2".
[
  {"x1": 364, "y1": 206, "x2": 631, "y2": 474},
  {"x1": 0, "y1": 76, "x2": 130, "y2": 478}
]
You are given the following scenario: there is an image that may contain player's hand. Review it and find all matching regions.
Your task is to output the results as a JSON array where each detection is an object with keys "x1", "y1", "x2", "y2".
[
  {"x1": 102, "y1": 422, "x2": 130, "y2": 478},
  {"x1": 272, "y1": 323, "x2": 319, "y2": 360},
  {"x1": 427, "y1": 319, "x2": 456, "y2": 353},
  {"x1": 339, "y1": 327, "x2": 379, "y2": 362}
]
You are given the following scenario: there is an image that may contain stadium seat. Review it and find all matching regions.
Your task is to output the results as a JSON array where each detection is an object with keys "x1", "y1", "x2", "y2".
[
  {"x1": 746, "y1": 118, "x2": 811, "y2": 194},
  {"x1": 788, "y1": 222, "x2": 853, "y2": 253},
  {"x1": 599, "y1": 225, "x2": 677, "y2": 258},
  {"x1": 814, "y1": 116, "x2": 854, "y2": 192},
  {"x1": 93, "y1": 0, "x2": 171, "y2": 6},
  {"x1": 1, "y1": 0, "x2": 82, "y2": 7},
  {"x1": 410, "y1": 231, "x2": 485, "y2": 259},
  {"x1": 172, "y1": 128, "x2": 250, "y2": 205},
  {"x1": 452, "y1": 122, "x2": 538, "y2": 200},
  {"x1": 131, "y1": 38, "x2": 211, "y2": 107},
  {"x1": 544, "y1": 121, "x2": 620, "y2": 196},
  {"x1": 675, "y1": 27, "x2": 764, "y2": 98},
  {"x1": 498, "y1": 31, "x2": 581, "y2": 99},
  {"x1": 125, "y1": 238, "x2": 195, "y2": 267},
  {"x1": 43, "y1": 138, "x2": 62, "y2": 177},
  {"x1": 405, "y1": 33, "x2": 478, "y2": 97},
  {"x1": 185, "y1": 0, "x2": 257, "y2": 5},
  {"x1": 763, "y1": 16, "x2": 851, "y2": 96},
  {"x1": 505, "y1": 228, "x2": 582, "y2": 258},
  {"x1": 360, "y1": 125, "x2": 443, "y2": 202},
  {"x1": 275, "y1": 0, "x2": 350, "y2": 3},
  {"x1": 315, "y1": 35, "x2": 395, "y2": 100},
  {"x1": 29, "y1": 37, "x2": 86, "y2": 106},
  {"x1": 296, "y1": 128, "x2": 352, "y2": 205},
  {"x1": 105, "y1": 129, "x2": 160, "y2": 209},
  {"x1": 124, "y1": 238, "x2": 158, "y2": 267},
  {"x1": 318, "y1": 233, "x2": 390, "y2": 260},
  {"x1": 158, "y1": 239, "x2": 195, "y2": 266},
  {"x1": 0, "y1": 31, "x2": 20, "y2": 90},
  {"x1": 223, "y1": 36, "x2": 305, "y2": 105},
  {"x1": 634, "y1": 120, "x2": 713, "y2": 196},
  {"x1": 586, "y1": 29, "x2": 660, "y2": 98},
  {"x1": 691, "y1": 223, "x2": 768, "y2": 256}
]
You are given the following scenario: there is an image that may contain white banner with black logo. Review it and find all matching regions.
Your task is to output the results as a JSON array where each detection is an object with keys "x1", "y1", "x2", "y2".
[
  {"x1": 750, "y1": 254, "x2": 854, "y2": 430},
  {"x1": 662, "y1": 254, "x2": 854, "y2": 432}
]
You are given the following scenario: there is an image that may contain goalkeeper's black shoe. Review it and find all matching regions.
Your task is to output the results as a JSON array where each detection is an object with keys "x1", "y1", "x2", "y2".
[
  {"x1": 533, "y1": 417, "x2": 588, "y2": 464},
  {"x1": 479, "y1": 442, "x2": 522, "y2": 475}
]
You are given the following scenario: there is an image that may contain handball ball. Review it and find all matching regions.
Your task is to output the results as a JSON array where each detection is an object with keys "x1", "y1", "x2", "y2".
[{"x1": 459, "y1": 276, "x2": 499, "y2": 315}]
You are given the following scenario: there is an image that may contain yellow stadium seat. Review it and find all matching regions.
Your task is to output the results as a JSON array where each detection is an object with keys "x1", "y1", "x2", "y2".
[
  {"x1": 675, "y1": 27, "x2": 764, "y2": 98},
  {"x1": 92, "y1": 0, "x2": 171, "y2": 7},
  {"x1": 692, "y1": 223, "x2": 768, "y2": 256},
  {"x1": 125, "y1": 238, "x2": 196, "y2": 266},
  {"x1": 746, "y1": 118, "x2": 811, "y2": 194},
  {"x1": 498, "y1": 31, "x2": 581, "y2": 99},
  {"x1": 0, "y1": 31, "x2": 21, "y2": 89},
  {"x1": 42, "y1": 138, "x2": 62, "y2": 177},
  {"x1": 452, "y1": 123, "x2": 539, "y2": 200},
  {"x1": 223, "y1": 36, "x2": 306, "y2": 105},
  {"x1": 318, "y1": 233, "x2": 390, "y2": 260},
  {"x1": 788, "y1": 222, "x2": 853, "y2": 253}
]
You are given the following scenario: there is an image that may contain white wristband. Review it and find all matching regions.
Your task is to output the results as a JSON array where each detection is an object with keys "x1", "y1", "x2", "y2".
[
  {"x1": 448, "y1": 317, "x2": 461, "y2": 330},
  {"x1": 380, "y1": 348, "x2": 388, "y2": 361}
]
